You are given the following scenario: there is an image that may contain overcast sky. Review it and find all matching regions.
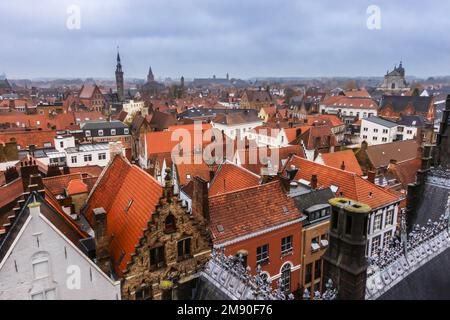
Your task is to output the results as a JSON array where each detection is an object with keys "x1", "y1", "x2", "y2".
[{"x1": 1, "y1": 0, "x2": 449, "y2": 79}]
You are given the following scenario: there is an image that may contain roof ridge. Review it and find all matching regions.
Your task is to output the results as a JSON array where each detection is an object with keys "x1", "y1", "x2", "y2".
[{"x1": 208, "y1": 180, "x2": 280, "y2": 199}]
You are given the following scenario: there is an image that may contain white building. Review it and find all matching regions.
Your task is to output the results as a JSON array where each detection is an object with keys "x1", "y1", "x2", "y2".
[
  {"x1": 122, "y1": 100, "x2": 147, "y2": 123},
  {"x1": 360, "y1": 116, "x2": 422, "y2": 146},
  {"x1": 211, "y1": 113, "x2": 263, "y2": 140},
  {"x1": 320, "y1": 96, "x2": 378, "y2": 119},
  {"x1": 0, "y1": 193, "x2": 121, "y2": 300},
  {"x1": 360, "y1": 117, "x2": 400, "y2": 145}
]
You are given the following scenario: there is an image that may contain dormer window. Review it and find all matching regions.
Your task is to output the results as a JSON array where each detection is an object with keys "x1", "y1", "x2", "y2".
[
  {"x1": 111, "y1": 129, "x2": 116, "y2": 136},
  {"x1": 98, "y1": 130, "x2": 104, "y2": 136},
  {"x1": 85, "y1": 130, "x2": 91, "y2": 137}
]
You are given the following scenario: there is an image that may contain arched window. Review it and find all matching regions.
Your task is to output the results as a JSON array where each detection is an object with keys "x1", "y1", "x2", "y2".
[
  {"x1": 391, "y1": 83, "x2": 396, "y2": 89},
  {"x1": 164, "y1": 214, "x2": 176, "y2": 233},
  {"x1": 280, "y1": 264, "x2": 292, "y2": 293}
]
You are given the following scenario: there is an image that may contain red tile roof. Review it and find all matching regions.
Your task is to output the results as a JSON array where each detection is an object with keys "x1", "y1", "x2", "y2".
[
  {"x1": 236, "y1": 145, "x2": 305, "y2": 175},
  {"x1": 176, "y1": 160, "x2": 211, "y2": 186},
  {"x1": 322, "y1": 96, "x2": 378, "y2": 109},
  {"x1": 284, "y1": 155, "x2": 401, "y2": 209},
  {"x1": 300, "y1": 126, "x2": 337, "y2": 150},
  {"x1": 209, "y1": 180, "x2": 303, "y2": 244},
  {"x1": 388, "y1": 158, "x2": 421, "y2": 188},
  {"x1": 0, "y1": 129, "x2": 56, "y2": 148},
  {"x1": 67, "y1": 179, "x2": 89, "y2": 195},
  {"x1": 209, "y1": 161, "x2": 260, "y2": 196},
  {"x1": 43, "y1": 172, "x2": 99, "y2": 196},
  {"x1": 318, "y1": 150, "x2": 363, "y2": 176},
  {"x1": 85, "y1": 155, "x2": 163, "y2": 276},
  {"x1": 0, "y1": 178, "x2": 23, "y2": 209}
]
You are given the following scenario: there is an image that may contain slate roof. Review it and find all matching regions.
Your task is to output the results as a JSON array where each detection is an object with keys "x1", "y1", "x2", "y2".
[
  {"x1": 292, "y1": 188, "x2": 335, "y2": 214},
  {"x1": 363, "y1": 116, "x2": 398, "y2": 128},
  {"x1": 397, "y1": 115, "x2": 426, "y2": 127},
  {"x1": 81, "y1": 120, "x2": 127, "y2": 130},
  {"x1": 379, "y1": 246, "x2": 450, "y2": 300},
  {"x1": 379, "y1": 95, "x2": 433, "y2": 113}
]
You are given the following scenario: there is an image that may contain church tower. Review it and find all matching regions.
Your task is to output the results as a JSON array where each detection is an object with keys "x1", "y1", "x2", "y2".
[
  {"x1": 147, "y1": 66, "x2": 154, "y2": 82},
  {"x1": 436, "y1": 95, "x2": 450, "y2": 169},
  {"x1": 115, "y1": 49, "x2": 124, "y2": 102},
  {"x1": 180, "y1": 76, "x2": 185, "y2": 88},
  {"x1": 322, "y1": 198, "x2": 371, "y2": 300}
]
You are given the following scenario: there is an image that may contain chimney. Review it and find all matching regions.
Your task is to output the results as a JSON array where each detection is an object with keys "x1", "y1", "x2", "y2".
[
  {"x1": 192, "y1": 176, "x2": 209, "y2": 222},
  {"x1": 389, "y1": 159, "x2": 397, "y2": 165},
  {"x1": 286, "y1": 165, "x2": 299, "y2": 181},
  {"x1": 340, "y1": 161, "x2": 346, "y2": 171},
  {"x1": 93, "y1": 207, "x2": 111, "y2": 275},
  {"x1": 63, "y1": 166, "x2": 70, "y2": 175},
  {"x1": 367, "y1": 170, "x2": 376, "y2": 184},
  {"x1": 4, "y1": 166, "x2": 19, "y2": 184},
  {"x1": 20, "y1": 160, "x2": 39, "y2": 192},
  {"x1": 311, "y1": 174, "x2": 318, "y2": 190}
]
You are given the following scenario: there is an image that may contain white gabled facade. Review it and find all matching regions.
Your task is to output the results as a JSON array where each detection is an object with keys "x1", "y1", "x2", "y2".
[
  {"x1": 211, "y1": 120, "x2": 263, "y2": 140},
  {"x1": 0, "y1": 200, "x2": 121, "y2": 300}
]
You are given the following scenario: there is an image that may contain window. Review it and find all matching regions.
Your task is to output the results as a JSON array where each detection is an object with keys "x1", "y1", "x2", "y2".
[
  {"x1": 362, "y1": 135, "x2": 367, "y2": 139},
  {"x1": 385, "y1": 209, "x2": 394, "y2": 226},
  {"x1": 150, "y1": 246, "x2": 165, "y2": 270},
  {"x1": 71, "y1": 156, "x2": 77, "y2": 164},
  {"x1": 373, "y1": 136, "x2": 378, "y2": 141},
  {"x1": 164, "y1": 214, "x2": 176, "y2": 233},
  {"x1": 256, "y1": 244, "x2": 269, "y2": 265},
  {"x1": 32, "y1": 260, "x2": 49, "y2": 280},
  {"x1": 314, "y1": 259, "x2": 322, "y2": 280},
  {"x1": 363, "y1": 127, "x2": 368, "y2": 132},
  {"x1": 59, "y1": 141, "x2": 64, "y2": 148},
  {"x1": 311, "y1": 236, "x2": 320, "y2": 252},
  {"x1": 373, "y1": 213, "x2": 382, "y2": 231},
  {"x1": 331, "y1": 211, "x2": 338, "y2": 230},
  {"x1": 85, "y1": 130, "x2": 91, "y2": 137},
  {"x1": 371, "y1": 235, "x2": 381, "y2": 254},
  {"x1": 98, "y1": 153, "x2": 106, "y2": 160},
  {"x1": 280, "y1": 264, "x2": 291, "y2": 293},
  {"x1": 382, "y1": 137, "x2": 387, "y2": 142},
  {"x1": 31, "y1": 289, "x2": 56, "y2": 300},
  {"x1": 177, "y1": 238, "x2": 192, "y2": 261},
  {"x1": 345, "y1": 215, "x2": 352, "y2": 235},
  {"x1": 124, "y1": 128, "x2": 129, "y2": 134},
  {"x1": 135, "y1": 286, "x2": 151, "y2": 300},
  {"x1": 98, "y1": 129, "x2": 104, "y2": 136},
  {"x1": 383, "y1": 231, "x2": 393, "y2": 249},
  {"x1": 111, "y1": 129, "x2": 116, "y2": 136},
  {"x1": 407, "y1": 130, "x2": 413, "y2": 135},
  {"x1": 84, "y1": 154, "x2": 92, "y2": 162},
  {"x1": 373, "y1": 128, "x2": 378, "y2": 133},
  {"x1": 305, "y1": 263, "x2": 312, "y2": 284},
  {"x1": 382, "y1": 129, "x2": 388, "y2": 134},
  {"x1": 281, "y1": 236, "x2": 293, "y2": 255}
]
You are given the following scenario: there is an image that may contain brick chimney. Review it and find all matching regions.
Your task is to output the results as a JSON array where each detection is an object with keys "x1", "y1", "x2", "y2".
[
  {"x1": 19, "y1": 159, "x2": 39, "y2": 192},
  {"x1": 311, "y1": 174, "x2": 318, "y2": 190},
  {"x1": 93, "y1": 207, "x2": 111, "y2": 275},
  {"x1": 340, "y1": 161, "x2": 346, "y2": 171},
  {"x1": 192, "y1": 176, "x2": 209, "y2": 222},
  {"x1": 4, "y1": 166, "x2": 19, "y2": 184},
  {"x1": 367, "y1": 170, "x2": 376, "y2": 184}
]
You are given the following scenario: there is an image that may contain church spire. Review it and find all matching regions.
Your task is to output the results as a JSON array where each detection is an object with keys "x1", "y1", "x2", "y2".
[{"x1": 147, "y1": 66, "x2": 154, "y2": 82}]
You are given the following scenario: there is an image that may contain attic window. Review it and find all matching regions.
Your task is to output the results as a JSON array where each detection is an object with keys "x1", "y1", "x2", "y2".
[
  {"x1": 125, "y1": 199, "x2": 133, "y2": 213},
  {"x1": 282, "y1": 206, "x2": 289, "y2": 214},
  {"x1": 217, "y1": 225, "x2": 224, "y2": 233},
  {"x1": 330, "y1": 185, "x2": 338, "y2": 193}
]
